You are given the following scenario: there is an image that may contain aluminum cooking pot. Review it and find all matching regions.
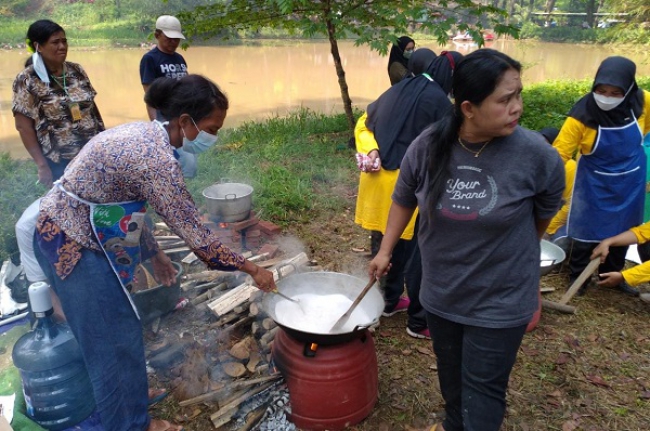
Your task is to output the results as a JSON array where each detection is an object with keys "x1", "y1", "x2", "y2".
[
  {"x1": 131, "y1": 261, "x2": 183, "y2": 325},
  {"x1": 540, "y1": 239, "x2": 566, "y2": 276},
  {"x1": 202, "y1": 182, "x2": 253, "y2": 222},
  {"x1": 261, "y1": 272, "x2": 384, "y2": 345}
]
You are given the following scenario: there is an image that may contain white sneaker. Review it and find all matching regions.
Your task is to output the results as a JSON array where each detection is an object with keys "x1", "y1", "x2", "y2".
[{"x1": 640, "y1": 293, "x2": 650, "y2": 304}]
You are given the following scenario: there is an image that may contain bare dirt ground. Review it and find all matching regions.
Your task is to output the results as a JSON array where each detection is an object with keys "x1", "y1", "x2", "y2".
[{"x1": 147, "y1": 207, "x2": 650, "y2": 431}]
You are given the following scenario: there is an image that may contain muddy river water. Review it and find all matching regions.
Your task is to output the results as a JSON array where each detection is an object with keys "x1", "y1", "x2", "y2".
[{"x1": 1, "y1": 39, "x2": 649, "y2": 159}]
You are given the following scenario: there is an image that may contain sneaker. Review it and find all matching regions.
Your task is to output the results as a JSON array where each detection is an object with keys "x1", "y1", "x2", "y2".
[
  {"x1": 407, "y1": 327, "x2": 431, "y2": 340},
  {"x1": 382, "y1": 297, "x2": 410, "y2": 317},
  {"x1": 640, "y1": 293, "x2": 650, "y2": 304}
]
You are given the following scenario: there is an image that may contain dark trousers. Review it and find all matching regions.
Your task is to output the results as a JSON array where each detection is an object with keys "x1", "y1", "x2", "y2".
[
  {"x1": 46, "y1": 158, "x2": 71, "y2": 182},
  {"x1": 426, "y1": 313, "x2": 527, "y2": 431},
  {"x1": 569, "y1": 240, "x2": 627, "y2": 282},
  {"x1": 637, "y1": 241, "x2": 650, "y2": 263},
  {"x1": 372, "y1": 218, "x2": 427, "y2": 331},
  {"x1": 35, "y1": 241, "x2": 151, "y2": 430}
]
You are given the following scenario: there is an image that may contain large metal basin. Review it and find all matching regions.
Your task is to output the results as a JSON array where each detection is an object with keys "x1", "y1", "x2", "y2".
[{"x1": 540, "y1": 239, "x2": 566, "y2": 276}]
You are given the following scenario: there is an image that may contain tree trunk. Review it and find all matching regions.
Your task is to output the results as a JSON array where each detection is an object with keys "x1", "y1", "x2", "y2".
[
  {"x1": 544, "y1": 0, "x2": 556, "y2": 14},
  {"x1": 325, "y1": 17, "x2": 355, "y2": 131},
  {"x1": 544, "y1": 0, "x2": 556, "y2": 25},
  {"x1": 586, "y1": 0, "x2": 596, "y2": 27}
]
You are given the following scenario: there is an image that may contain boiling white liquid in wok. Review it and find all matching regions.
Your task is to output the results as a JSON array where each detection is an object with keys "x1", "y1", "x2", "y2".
[{"x1": 274, "y1": 293, "x2": 374, "y2": 333}]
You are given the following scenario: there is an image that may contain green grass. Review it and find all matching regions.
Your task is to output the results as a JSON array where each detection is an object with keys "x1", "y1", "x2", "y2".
[
  {"x1": 187, "y1": 109, "x2": 355, "y2": 223},
  {"x1": 2, "y1": 78, "x2": 650, "y2": 263}
]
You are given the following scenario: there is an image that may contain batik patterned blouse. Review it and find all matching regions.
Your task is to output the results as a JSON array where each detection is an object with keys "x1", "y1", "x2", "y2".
[
  {"x1": 37, "y1": 121, "x2": 245, "y2": 279},
  {"x1": 12, "y1": 61, "x2": 105, "y2": 163}
]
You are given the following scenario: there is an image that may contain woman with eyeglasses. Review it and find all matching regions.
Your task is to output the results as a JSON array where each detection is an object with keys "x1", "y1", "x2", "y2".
[{"x1": 13, "y1": 19, "x2": 104, "y2": 187}]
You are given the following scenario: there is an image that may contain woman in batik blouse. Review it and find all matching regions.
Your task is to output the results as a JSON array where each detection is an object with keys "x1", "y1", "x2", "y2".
[
  {"x1": 13, "y1": 19, "x2": 104, "y2": 187},
  {"x1": 34, "y1": 74, "x2": 277, "y2": 431}
]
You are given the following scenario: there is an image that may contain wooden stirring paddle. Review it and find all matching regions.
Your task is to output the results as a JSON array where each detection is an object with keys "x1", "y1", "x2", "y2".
[{"x1": 330, "y1": 278, "x2": 377, "y2": 332}]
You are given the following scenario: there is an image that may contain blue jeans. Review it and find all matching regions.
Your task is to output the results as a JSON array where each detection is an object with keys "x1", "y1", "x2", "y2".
[
  {"x1": 45, "y1": 157, "x2": 71, "y2": 182},
  {"x1": 35, "y1": 242, "x2": 150, "y2": 431},
  {"x1": 426, "y1": 313, "x2": 526, "y2": 431}
]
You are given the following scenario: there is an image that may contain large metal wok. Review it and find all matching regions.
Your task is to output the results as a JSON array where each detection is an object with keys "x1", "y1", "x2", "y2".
[{"x1": 262, "y1": 272, "x2": 384, "y2": 345}]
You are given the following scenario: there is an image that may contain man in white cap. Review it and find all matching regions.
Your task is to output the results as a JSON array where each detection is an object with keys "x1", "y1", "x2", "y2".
[
  {"x1": 140, "y1": 15, "x2": 199, "y2": 178},
  {"x1": 139, "y1": 15, "x2": 189, "y2": 121}
]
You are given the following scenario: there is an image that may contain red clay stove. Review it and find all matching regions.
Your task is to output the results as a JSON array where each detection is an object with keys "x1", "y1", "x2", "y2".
[{"x1": 272, "y1": 328, "x2": 378, "y2": 431}]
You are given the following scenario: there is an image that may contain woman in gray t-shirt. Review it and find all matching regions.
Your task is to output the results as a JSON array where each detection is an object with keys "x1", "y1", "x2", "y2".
[{"x1": 369, "y1": 49, "x2": 565, "y2": 431}]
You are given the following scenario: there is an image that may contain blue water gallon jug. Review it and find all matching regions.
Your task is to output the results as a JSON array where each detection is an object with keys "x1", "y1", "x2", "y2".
[{"x1": 12, "y1": 282, "x2": 96, "y2": 430}]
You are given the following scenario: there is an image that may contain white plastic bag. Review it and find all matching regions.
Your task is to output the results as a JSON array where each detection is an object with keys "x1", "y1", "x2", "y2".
[{"x1": 0, "y1": 260, "x2": 28, "y2": 318}]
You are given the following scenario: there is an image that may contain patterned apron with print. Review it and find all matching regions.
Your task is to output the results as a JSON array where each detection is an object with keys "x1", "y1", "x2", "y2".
[
  {"x1": 57, "y1": 183, "x2": 147, "y2": 318},
  {"x1": 567, "y1": 115, "x2": 644, "y2": 242}
]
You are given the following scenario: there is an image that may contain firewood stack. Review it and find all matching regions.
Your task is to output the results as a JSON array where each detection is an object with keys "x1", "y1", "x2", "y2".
[
  {"x1": 144, "y1": 220, "x2": 315, "y2": 429},
  {"x1": 249, "y1": 290, "x2": 279, "y2": 356}
]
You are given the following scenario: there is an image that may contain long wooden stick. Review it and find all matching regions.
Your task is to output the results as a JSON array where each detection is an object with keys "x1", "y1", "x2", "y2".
[
  {"x1": 330, "y1": 278, "x2": 376, "y2": 331},
  {"x1": 210, "y1": 381, "x2": 276, "y2": 425},
  {"x1": 179, "y1": 374, "x2": 281, "y2": 407},
  {"x1": 559, "y1": 258, "x2": 600, "y2": 305},
  {"x1": 541, "y1": 299, "x2": 576, "y2": 314}
]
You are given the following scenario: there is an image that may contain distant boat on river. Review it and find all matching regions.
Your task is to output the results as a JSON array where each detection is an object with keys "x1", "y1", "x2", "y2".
[{"x1": 451, "y1": 31, "x2": 495, "y2": 42}]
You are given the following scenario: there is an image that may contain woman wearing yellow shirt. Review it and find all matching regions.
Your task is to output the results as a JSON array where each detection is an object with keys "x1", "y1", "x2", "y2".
[
  {"x1": 553, "y1": 56, "x2": 650, "y2": 295},
  {"x1": 355, "y1": 49, "x2": 462, "y2": 338},
  {"x1": 540, "y1": 127, "x2": 577, "y2": 251}
]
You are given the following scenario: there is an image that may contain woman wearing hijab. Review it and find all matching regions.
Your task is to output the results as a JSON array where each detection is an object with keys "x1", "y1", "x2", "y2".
[
  {"x1": 355, "y1": 49, "x2": 463, "y2": 339},
  {"x1": 387, "y1": 36, "x2": 416, "y2": 85},
  {"x1": 553, "y1": 56, "x2": 650, "y2": 296}
]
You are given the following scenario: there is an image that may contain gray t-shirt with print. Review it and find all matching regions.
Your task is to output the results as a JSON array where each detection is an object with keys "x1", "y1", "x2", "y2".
[{"x1": 393, "y1": 126, "x2": 565, "y2": 328}]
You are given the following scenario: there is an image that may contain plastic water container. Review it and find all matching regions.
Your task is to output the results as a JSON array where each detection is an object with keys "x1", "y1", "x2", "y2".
[{"x1": 12, "y1": 282, "x2": 96, "y2": 430}]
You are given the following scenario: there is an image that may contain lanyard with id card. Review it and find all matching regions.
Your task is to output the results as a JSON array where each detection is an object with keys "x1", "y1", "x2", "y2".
[
  {"x1": 69, "y1": 101, "x2": 82, "y2": 122},
  {"x1": 51, "y1": 67, "x2": 83, "y2": 122}
]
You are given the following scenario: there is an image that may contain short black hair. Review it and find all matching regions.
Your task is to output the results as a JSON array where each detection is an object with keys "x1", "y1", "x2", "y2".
[{"x1": 26, "y1": 19, "x2": 65, "y2": 50}]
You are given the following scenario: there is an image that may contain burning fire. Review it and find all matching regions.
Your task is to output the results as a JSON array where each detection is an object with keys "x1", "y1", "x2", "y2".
[{"x1": 219, "y1": 222, "x2": 229, "y2": 229}]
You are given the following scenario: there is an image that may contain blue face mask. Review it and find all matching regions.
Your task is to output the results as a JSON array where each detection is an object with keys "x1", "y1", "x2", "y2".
[{"x1": 181, "y1": 117, "x2": 218, "y2": 154}]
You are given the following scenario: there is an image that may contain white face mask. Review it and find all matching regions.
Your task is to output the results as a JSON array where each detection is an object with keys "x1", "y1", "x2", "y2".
[
  {"x1": 593, "y1": 93, "x2": 625, "y2": 111},
  {"x1": 32, "y1": 44, "x2": 50, "y2": 84}
]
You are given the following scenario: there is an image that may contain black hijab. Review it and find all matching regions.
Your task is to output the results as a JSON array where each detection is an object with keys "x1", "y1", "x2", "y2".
[
  {"x1": 367, "y1": 53, "x2": 452, "y2": 170},
  {"x1": 426, "y1": 51, "x2": 463, "y2": 96},
  {"x1": 387, "y1": 36, "x2": 415, "y2": 74},
  {"x1": 539, "y1": 127, "x2": 560, "y2": 145},
  {"x1": 568, "y1": 56, "x2": 644, "y2": 128},
  {"x1": 407, "y1": 48, "x2": 436, "y2": 76}
]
